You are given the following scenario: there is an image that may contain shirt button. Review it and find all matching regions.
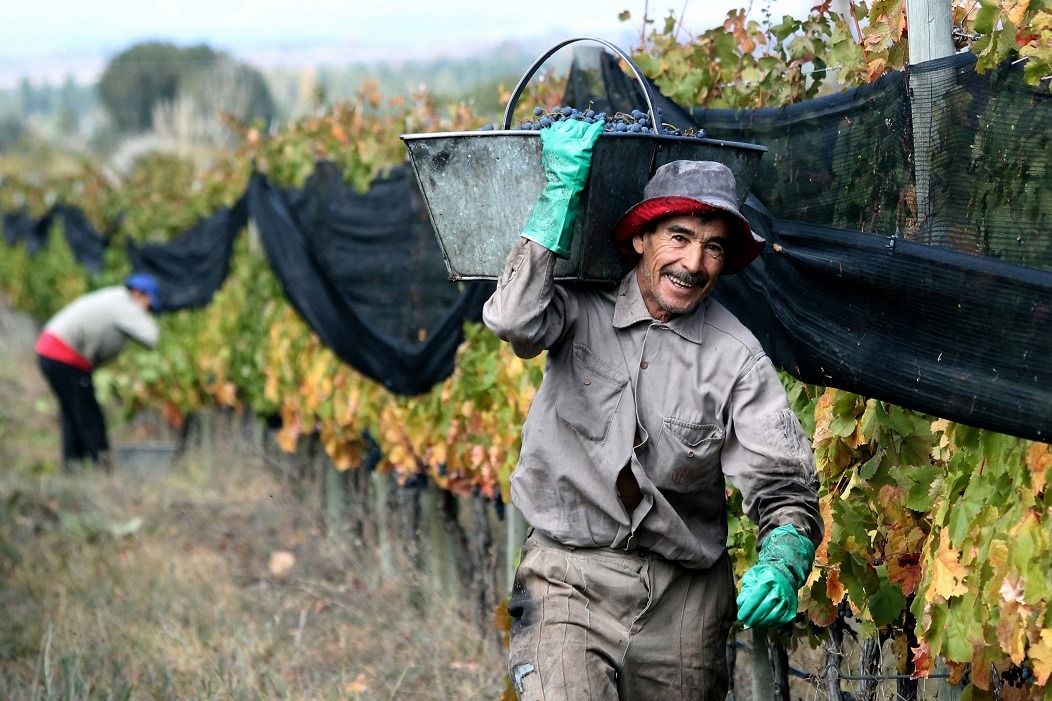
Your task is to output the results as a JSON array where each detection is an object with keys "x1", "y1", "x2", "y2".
[
  {"x1": 687, "y1": 451, "x2": 695, "y2": 458},
  {"x1": 583, "y1": 379, "x2": 591, "y2": 385},
  {"x1": 640, "y1": 361, "x2": 649, "y2": 369}
]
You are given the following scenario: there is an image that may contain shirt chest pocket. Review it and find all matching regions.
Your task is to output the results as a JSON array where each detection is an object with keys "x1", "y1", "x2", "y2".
[
  {"x1": 555, "y1": 343, "x2": 629, "y2": 443},
  {"x1": 653, "y1": 416, "x2": 725, "y2": 493},
  {"x1": 664, "y1": 417, "x2": 724, "y2": 448}
]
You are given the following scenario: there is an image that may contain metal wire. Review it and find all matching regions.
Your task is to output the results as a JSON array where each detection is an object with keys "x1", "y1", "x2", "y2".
[{"x1": 734, "y1": 641, "x2": 953, "y2": 682}]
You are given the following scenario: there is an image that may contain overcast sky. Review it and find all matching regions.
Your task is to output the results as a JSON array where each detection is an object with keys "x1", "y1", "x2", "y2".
[{"x1": 1, "y1": 0, "x2": 811, "y2": 88}]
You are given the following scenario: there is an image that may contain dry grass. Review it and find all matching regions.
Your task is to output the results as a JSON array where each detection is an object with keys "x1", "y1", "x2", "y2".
[
  {"x1": 0, "y1": 301, "x2": 506, "y2": 701},
  {"x1": 0, "y1": 301, "x2": 55, "y2": 474},
  {"x1": 0, "y1": 443, "x2": 507, "y2": 700}
]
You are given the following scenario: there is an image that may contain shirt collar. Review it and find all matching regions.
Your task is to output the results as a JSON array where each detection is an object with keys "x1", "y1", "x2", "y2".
[{"x1": 612, "y1": 268, "x2": 707, "y2": 345}]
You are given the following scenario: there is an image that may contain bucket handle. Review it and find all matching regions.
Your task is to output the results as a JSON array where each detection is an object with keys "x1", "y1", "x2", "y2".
[{"x1": 501, "y1": 37, "x2": 660, "y2": 131}]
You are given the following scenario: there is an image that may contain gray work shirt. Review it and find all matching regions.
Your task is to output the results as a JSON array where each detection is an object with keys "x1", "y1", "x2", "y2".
[
  {"x1": 484, "y1": 238, "x2": 822, "y2": 569},
  {"x1": 44, "y1": 286, "x2": 159, "y2": 368}
]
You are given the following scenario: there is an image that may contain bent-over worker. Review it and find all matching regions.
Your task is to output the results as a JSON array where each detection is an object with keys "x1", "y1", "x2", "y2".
[{"x1": 35, "y1": 273, "x2": 161, "y2": 472}]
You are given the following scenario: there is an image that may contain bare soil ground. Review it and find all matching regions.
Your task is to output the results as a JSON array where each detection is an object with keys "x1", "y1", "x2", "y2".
[{"x1": 0, "y1": 299, "x2": 506, "y2": 700}]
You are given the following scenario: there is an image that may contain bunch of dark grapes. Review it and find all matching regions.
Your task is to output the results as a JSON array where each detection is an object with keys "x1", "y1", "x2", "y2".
[
  {"x1": 478, "y1": 103, "x2": 706, "y2": 138},
  {"x1": 998, "y1": 663, "x2": 1035, "y2": 689}
]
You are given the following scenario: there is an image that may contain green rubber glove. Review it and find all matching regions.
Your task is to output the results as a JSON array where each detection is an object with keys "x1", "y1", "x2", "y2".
[
  {"x1": 521, "y1": 118, "x2": 605, "y2": 258},
  {"x1": 736, "y1": 523, "x2": 816, "y2": 628}
]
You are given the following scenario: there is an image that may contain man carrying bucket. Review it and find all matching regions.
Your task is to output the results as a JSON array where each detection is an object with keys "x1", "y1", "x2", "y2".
[{"x1": 484, "y1": 120, "x2": 822, "y2": 700}]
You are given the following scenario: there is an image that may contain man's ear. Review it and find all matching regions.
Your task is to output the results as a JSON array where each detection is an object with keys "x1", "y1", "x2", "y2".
[{"x1": 632, "y1": 234, "x2": 645, "y2": 256}]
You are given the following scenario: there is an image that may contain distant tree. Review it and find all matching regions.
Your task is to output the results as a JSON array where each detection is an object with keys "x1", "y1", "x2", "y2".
[
  {"x1": 0, "y1": 114, "x2": 27, "y2": 152},
  {"x1": 98, "y1": 42, "x2": 219, "y2": 132},
  {"x1": 59, "y1": 75, "x2": 93, "y2": 115},
  {"x1": 178, "y1": 55, "x2": 277, "y2": 125},
  {"x1": 19, "y1": 77, "x2": 54, "y2": 114},
  {"x1": 98, "y1": 42, "x2": 275, "y2": 134}
]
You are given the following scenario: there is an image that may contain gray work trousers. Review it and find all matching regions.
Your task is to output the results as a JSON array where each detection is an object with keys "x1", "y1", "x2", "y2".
[{"x1": 508, "y1": 529, "x2": 736, "y2": 701}]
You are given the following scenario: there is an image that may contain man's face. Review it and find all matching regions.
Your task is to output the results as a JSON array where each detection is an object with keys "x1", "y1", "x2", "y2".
[
  {"x1": 632, "y1": 215, "x2": 729, "y2": 322},
  {"x1": 130, "y1": 289, "x2": 153, "y2": 313}
]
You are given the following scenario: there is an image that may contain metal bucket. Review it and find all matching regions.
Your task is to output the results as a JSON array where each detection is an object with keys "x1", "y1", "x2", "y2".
[{"x1": 401, "y1": 37, "x2": 767, "y2": 282}]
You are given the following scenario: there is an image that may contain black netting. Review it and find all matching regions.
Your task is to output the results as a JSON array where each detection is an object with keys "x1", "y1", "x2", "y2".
[
  {"x1": 717, "y1": 199, "x2": 1051, "y2": 442},
  {"x1": 2, "y1": 210, "x2": 34, "y2": 247},
  {"x1": 3, "y1": 51, "x2": 1048, "y2": 420},
  {"x1": 689, "y1": 71, "x2": 913, "y2": 236},
  {"x1": 1, "y1": 165, "x2": 489, "y2": 396},
  {"x1": 44, "y1": 205, "x2": 108, "y2": 274},
  {"x1": 248, "y1": 165, "x2": 492, "y2": 395},
  {"x1": 2, "y1": 204, "x2": 109, "y2": 272},
  {"x1": 126, "y1": 196, "x2": 247, "y2": 312},
  {"x1": 575, "y1": 50, "x2": 1050, "y2": 268},
  {"x1": 913, "y1": 55, "x2": 1051, "y2": 265},
  {"x1": 290, "y1": 161, "x2": 468, "y2": 345}
]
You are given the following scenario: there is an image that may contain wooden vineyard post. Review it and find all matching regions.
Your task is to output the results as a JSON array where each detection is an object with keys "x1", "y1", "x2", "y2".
[
  {"x1": 857, "y1": 637, "x2": 882, "y2": 701},
  {"x1": 426, "y1": 480, "x2": 456, "y2": 595},
  {"x1": 323, "y1": 460, "x2": 346, "y2": 534},
  {"x1": 770, "y1": 636, "x2": 791, "y2": 701},
  {"x1": 824, "y1": 615, "x2": 845, "y2": 701},
  {"x1": 935, "y1": 659, "x2": 963, "y2": 701},
  {"x1": 751, "y1": 628, "x2": 775, "y2": 701},
  {"x1": 905, "y1": 0, "x2": 956, "y2": 246},
  {"x1": 370, "y1": 470, "x2": 395, "y2": 577}
]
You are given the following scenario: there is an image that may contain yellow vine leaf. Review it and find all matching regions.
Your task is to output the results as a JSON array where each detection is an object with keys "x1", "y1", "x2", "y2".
[
  {"x1": 1031, "y1": 628, "x2": 1052, "y2": 686},
  {"x1": 387, "y1": 444, "x2": 410, "y2": 469},
  {"x1": 430, "y1": 441, "x2": 448, "y2": 468},
  {"x1": 826, "y1": 568, "x2": 846, "y2": 604},
  {"x1": 989, "y1": 539, "x2": 1010, "y2": 573},
  {"x1": 263, "y1": 371, "x2": 279, "y2": 403},
  {"x1": 1026, "y1": 442, "x2": 1051, "y2": 495},
  {"x1": 812, "y1": 389, "x2": 836, "y2": 446},
  {"x1": 927, "y1": 529, "x2": 970, "y2": 602},
  {"x1": 215, "y1": 381, "x2": 238, "y2": 407},
  {"x1": 275, "y1": 425, "x2": 299, "y2": 453},
  {"x1": 970, "y1": 643, "x2": 995, "y2": 690},
  {"x1": 997, "y1": 575, "x2": 1030, "y2": 664},
  {"x1": 330, "y1": 441, "x2": 359, "y2": 470},
  {"x1": 815, "y1": 495, "x2": 834, "y2": 564},
  {"x1": 1007, "y1": 0, "x2": 1031, "y2": 26},
  {"x1": 892, "y1": 633, "x2": 910, "y2": 675},
  {"x1": 867, "y1": 58, "x2": 888, "y2": 82}
]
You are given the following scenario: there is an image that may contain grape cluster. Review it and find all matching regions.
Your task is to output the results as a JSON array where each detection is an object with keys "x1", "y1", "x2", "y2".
[
  {"x1": 479, "y1": 103, "x2": 706, "y2": 138},
  {"x1": 999, "y1": 664, "x2": 1035, "y2": 689}
]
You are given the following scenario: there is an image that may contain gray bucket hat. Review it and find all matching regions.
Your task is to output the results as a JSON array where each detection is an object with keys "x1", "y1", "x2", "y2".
[{"x1": 612, "y1": 160, "x2": 765, "y2": 274}]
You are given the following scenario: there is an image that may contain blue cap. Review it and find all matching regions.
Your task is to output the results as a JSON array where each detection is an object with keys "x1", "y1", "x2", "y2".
[{"x1": 125, "y1": 272, "x2": 161, "y2": 312}]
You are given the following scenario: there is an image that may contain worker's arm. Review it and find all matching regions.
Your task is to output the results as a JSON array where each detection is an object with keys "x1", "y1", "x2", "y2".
[
  {"x1": 721, "y1": 353, "x2": 823, "y2": 628},
  {"x1": 483, "y1": 119, "x2": 603, "y2": 358},
  {"x1": 117, "y1": 309, "x2": 160, "y2": 349}
]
